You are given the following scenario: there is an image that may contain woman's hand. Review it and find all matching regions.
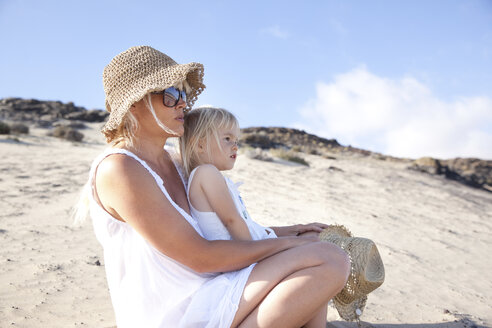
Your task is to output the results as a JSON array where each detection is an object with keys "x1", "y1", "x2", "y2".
[{"x1": 270, "y1": 222, "x2": 329, "y2": 237}]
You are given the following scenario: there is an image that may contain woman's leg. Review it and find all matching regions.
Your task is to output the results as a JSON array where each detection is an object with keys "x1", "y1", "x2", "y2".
[
  {"x1": 299, "y1": 233, "x2": 329, "y2": 327},
  {"x1": 230, "y1": 241, "x2": 350, "y2": 328},
  {"x1": 302, "y1": 303, "x2": 328, "y2": 328}
]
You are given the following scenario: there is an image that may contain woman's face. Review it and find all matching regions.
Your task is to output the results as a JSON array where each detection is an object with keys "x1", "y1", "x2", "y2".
[
  {"x1": 133, "y1": 92, "x2": 187, "y2": 138},
  {"x1": 150, "y1": 92, "x2": 186, "y2": 136}
]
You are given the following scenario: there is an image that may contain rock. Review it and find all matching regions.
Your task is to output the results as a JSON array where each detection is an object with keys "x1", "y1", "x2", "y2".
[
  {"x1": 36, "y1": 120, "x2": 53, "y2": 128},
  {"x1": 328, "y1": 166, "x2": 344, "y2": 172},
  {"x1": 0, "y1": 97, "x2": 108, "y2": 125},
  {"x1": 441, "y1": 158, "x2": 492, "y2": 189},
  {"x1": 409, "y1": 157, "x2": 492, "y2": 191},
  {"x1": 410, "y1": 157, "x2": 442, "y2": 175},
  {"x1": 66, "y1": 109, "x2": 108, "y2": 122},
  {"x1": 240, "y1": 127, "x2": 341, "y2": 153}
]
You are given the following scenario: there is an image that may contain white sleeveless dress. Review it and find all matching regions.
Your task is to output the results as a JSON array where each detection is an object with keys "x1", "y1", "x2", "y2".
[
  {"x1": 187, "y1": 166, "x2": 277, "y2": 241},
  {"x1": 88, "y1": 148, "x2": 255, "y2": 328}
]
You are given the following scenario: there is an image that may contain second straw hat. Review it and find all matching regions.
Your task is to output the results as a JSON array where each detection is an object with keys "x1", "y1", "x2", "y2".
[
  {"x1": 102, "y1": 46, "x2": 205, "y2": 138},
  {"x1": 319, "y1": 225, "x2": 385, "y2": 321}
]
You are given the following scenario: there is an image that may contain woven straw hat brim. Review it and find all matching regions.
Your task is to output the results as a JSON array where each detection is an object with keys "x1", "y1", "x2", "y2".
[
  {"x1": 319, "y1": 225, "x2": 385, "y2": 321},
  {"x1": 334, "y1": 296, "x2": 368, "y2": 321},
  {"x1": 101, "y1": 46, "x2": 205, "y2": 140}
]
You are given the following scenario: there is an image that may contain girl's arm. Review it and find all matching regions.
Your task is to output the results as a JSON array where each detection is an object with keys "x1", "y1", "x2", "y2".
[
  {"x1": 96, "y1": 156, "x2": 311, "y2": 273},
  {"x1": 190, "y1": 164, "x2": 252, "y2": 241}
]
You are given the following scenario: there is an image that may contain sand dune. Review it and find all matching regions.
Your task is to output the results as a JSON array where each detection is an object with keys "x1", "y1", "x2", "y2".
[{"x1": 0, "y1": 123, "x2": 490, "y2": 327}]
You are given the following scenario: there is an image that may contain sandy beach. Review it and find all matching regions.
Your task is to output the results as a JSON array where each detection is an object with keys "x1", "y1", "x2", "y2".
[{"x1": 0, "y1": 123, "x2": 491, "y2": 328}]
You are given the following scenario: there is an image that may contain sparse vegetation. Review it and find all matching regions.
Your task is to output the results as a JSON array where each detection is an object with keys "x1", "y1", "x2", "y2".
[
  {"x1": 291, "y1": 145, "x2": 302, "y2": 152},
  {"x1": 323, "y1": 154, "x2": 337, "y2": 160},
  {"x1": 53, "y1": 121, "x2": 87, "y2": 129},
  {"x1": 271, "y1": 148, "x2": 309, "y2": 166},
  {"x1": 241, "y1": 133, "x2": 276, "y2": 149},
  {"x1": 0, "y1": 121, "x2": 10, "y2": 134},
  {"x1": 10, "y1": 123, "x2": 29, "y2": 134},
  {"x1": 243, "y1": 147, "x2": 273, "y2": 162},
  {"x1": 51, "y1": 125, "x2": 84, "y2": 142}
]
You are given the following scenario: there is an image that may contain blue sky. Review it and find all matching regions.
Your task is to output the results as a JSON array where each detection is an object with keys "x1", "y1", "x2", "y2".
[{"x1": 1, "y1": 0, "x2": 491, "y2": 159}]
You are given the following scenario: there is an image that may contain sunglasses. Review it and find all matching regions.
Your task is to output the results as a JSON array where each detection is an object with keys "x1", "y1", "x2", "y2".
[{"x1": 153, "y1": 87, "x2": 187, "y2": 108}]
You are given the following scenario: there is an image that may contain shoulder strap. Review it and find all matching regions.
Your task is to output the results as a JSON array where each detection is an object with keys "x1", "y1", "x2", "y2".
[
  {"x1": 89, "y1": 148, "x2": 164, "y2": 187},
  {"x1": 88, "y1": 148, "x2": 180, "y2": 216},
  {"x1": 186, "y1": 166, "x2": 200, "y2": 200},
  {"x1": 89, "y1": 148, "x2": 203, "y2": 235},
  {"x1": 165, "y1": 146, "x2": 187, "y2": 187}
]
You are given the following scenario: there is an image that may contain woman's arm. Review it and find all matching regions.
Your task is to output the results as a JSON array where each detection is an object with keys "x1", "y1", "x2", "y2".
[
  {"x1": 96, "y1": 155, "x2": 314, "y2": 273},
  {"x1": 190, "y1": 164, "x2": 252, "y2": 241},
  {"x1": 270, "y1": 222, "x2": 329, "y2": 237}
]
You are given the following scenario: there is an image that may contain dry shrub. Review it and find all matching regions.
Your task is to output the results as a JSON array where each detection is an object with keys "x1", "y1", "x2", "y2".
[
  {"x1": 0, "y1": 121, "x2": 10, "y2": 134},
  {"x1": 52, "y1": 125, "x2": 84, "y2": 142},
  {"x1": 271, "y1": 148, "x2": 309, "y2": 166},
  {"x1": 243, "y1": 147, "x2": 273, "y2": 162},
  {"x1": 10, "y1": 123, "x2": 29, "y2": 134},
  {"x1": 291, "y1": 145, "x2": 302, "y2": 152}
]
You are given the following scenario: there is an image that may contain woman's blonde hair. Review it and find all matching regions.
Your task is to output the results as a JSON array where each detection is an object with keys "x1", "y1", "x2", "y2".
[
  {"x1": 73, "y1": 81, "x2": 193, "y2": 224},
  {"x1": 105, "y1": 80, "x2": 192, "y2": 147},
  {"x1": 180, "y1": 107, "x2": 239, "y2": 177}
]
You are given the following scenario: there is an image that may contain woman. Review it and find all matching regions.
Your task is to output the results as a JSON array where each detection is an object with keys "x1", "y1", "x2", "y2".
[{"x1": 86, "y1": 46, "x2": 350, "y2": 327}]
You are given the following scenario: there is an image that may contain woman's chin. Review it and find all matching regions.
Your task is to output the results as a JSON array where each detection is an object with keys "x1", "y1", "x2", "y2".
[
  {"x1": 166, "y1": 125, "x2": 184, "y2": 137},
  {"x1": 174, "y1": 126, "x2": 185, "y2": 136}
]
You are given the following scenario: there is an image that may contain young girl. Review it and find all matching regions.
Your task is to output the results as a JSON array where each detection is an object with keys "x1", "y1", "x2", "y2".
[{"x1": 180, "y1": 107, "x2": 277, "y2": 241}]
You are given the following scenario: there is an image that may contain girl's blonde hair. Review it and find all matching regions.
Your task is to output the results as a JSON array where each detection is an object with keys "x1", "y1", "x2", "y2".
[{"x1": 180, "y1": 107, "x2": 239, "y2": 177}]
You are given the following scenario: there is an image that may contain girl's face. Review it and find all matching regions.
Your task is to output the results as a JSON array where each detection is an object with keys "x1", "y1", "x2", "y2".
[{"x1": 203, "y1": 126, "x2": 239, "y2": 171}]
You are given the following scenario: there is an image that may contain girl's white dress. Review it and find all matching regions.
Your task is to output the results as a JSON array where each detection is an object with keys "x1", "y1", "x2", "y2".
[
  {"x1": 187, "y1": 166, "x2": 278, "y2": 241},
  {"x1": 88, "y1": 149, "x2": 255, "y2": 328}
]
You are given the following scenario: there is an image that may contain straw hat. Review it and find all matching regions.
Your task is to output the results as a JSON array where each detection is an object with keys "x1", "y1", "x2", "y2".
[
  {"x1": 102, "y1": 45, "x2": 205, "y2": 140},
  {"x1": 319, "y1": 225, "x2": 385, "y2": 321}
]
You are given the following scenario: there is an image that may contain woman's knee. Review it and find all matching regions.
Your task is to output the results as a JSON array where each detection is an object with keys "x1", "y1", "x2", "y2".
[
  {"x1": 265, "y1": 241, "x2": 350, "y2": 284},
  {"x1": 309, "y1": 242, "x2": 345, "y2": 262},
  {"x1": 313, "y1": 242, "x2": 351, "y2": 285},
  {"x1": 333, "y1": 246, "x2": 351, "y2": 288},
  {"x1": 293, "y1": 242, "x2": 340, "y2": 267}
]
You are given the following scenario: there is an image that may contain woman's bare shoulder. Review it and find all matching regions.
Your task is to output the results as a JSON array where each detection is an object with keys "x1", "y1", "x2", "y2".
[
  {"x1": 97, "y1": 153, "x2": 143, "y2": 176},
  {"x1": 96, "y1": 153, "x2": 155, "y2": 193}
]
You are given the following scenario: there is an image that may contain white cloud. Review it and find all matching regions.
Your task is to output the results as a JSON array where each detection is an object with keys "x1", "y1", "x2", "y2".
[
  {"x1": 297, "y1": 67, "x2": 492, "y2": 159},
  {"x1": 260, "y1": 25, "x2": 289, "y2": 39}
]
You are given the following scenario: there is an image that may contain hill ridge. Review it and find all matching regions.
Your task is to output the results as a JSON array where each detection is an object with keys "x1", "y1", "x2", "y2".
[{"x1": 1, "y1": 97, "x2": 490, "y2": 191}]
